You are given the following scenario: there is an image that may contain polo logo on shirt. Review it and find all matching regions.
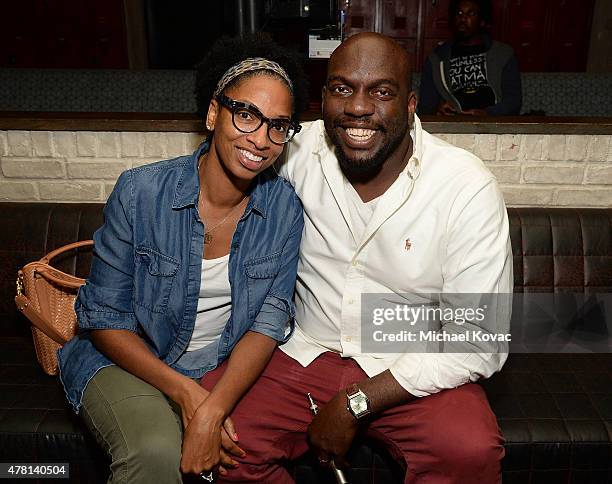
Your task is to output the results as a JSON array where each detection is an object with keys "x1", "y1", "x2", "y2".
[{"x1": 405, "y1": 238, "x2": 412, "y2": 251}]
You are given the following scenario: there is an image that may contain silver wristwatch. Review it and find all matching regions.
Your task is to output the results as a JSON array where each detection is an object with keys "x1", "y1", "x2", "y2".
[{"x1": 346, "y1": 383, "x2": 371, "y2": 419}]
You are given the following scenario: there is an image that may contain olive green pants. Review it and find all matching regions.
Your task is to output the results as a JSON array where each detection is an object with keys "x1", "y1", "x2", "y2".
[{"x1": 80, "y1": 365, "x2": 184, "y2": 484}]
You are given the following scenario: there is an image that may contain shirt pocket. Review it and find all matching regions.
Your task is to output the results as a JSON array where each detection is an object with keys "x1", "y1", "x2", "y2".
[
  {"x1": 134, "y1": 246, "x2": 180, "y2": 314},
  {"x1": 244, "y1": 252, "x2": 282, "y2": 318}
]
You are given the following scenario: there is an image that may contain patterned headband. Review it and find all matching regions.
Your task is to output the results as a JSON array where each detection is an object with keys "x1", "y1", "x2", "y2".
[{"x1": 213, "y1": 57, "x2": 293, "y2": 98}]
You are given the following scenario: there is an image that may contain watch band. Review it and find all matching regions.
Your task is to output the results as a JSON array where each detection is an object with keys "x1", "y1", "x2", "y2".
[{"x1": 346, "y1": 383, "x2": 360, "y2": 398}]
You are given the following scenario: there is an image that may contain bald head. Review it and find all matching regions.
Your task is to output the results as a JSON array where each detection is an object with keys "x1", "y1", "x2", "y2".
[
  {"x1": 321, "y1": 32, "x2": 417, "y2": 181},
  {"x1": 328, "y1": 32, "x2": 411, "y2": 86}
]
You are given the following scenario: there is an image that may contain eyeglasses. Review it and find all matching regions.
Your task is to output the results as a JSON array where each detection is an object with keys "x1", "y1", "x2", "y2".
[{"x1": 215, "y1": 94, "x2": 302, "y2": 145}]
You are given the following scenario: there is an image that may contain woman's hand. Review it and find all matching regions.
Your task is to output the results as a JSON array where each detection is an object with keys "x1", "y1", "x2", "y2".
[
  {"x1": 176, "y1": 378, "x2": 245, "y2": 476},
  {"x1": 175, "y1": 378, "x2": 210, "y2": 428},
  {"x1": 88, "y1": 330, "x2": 245, "y2": 474},
  {"x1": 179, "y1": 400, "x2": 241, "y2": 476}
]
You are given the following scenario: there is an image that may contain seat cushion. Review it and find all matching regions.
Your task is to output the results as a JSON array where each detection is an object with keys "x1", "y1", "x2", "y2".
[
  {"x1": 483, "y1": 353, "x2": 612, "y2": 483},
  {"x1": 0, "y1": 336, "x2": 108, "y2": 483}
]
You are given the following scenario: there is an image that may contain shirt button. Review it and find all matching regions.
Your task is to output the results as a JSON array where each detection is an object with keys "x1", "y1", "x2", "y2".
[
  {"x1": 348, "y1": 298, "x2": 355, "y2": 304},
  {"x1": 351, "y1": 260, "x2": 359, "y2": 267},
  {"x1": 345, "y1": 336, "x2": 352, "y2": 342}
]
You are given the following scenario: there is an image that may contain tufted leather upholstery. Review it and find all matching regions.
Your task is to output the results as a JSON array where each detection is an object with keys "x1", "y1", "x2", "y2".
[
  {"x1": 508, "y1": 208, "x2": 612, "y2": 294},
  {"x1": 484, "y1": 208, "x2": 612, "y2": 484},
  {"x1": 0, "y1": 203, "x2": 610, "y2": 483}
]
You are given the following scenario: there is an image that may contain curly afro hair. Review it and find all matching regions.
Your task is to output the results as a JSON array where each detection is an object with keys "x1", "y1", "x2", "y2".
[{"x1": 195, "y1": 33, "x2": 308, "y2": 121}]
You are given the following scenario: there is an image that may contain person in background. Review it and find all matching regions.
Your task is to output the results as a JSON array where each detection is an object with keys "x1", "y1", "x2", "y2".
[
  {"x1": 57, "y1": 34, "x2": 307, "y2": 483},
  {"x1": 418, "y1": 0, "x2": 522, "y2": 116}
]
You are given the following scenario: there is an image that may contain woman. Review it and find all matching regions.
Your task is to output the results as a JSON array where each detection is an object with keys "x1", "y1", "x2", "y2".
[{"x1": 58, "y1": 34, "x2": 307, "y2": 483}]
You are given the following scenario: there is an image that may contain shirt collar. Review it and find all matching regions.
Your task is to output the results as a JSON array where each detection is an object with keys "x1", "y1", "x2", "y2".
[
  {"x1": 172, "y1": 141, "x2": 209, "y2": 209},
  {"x1": 172, "y1": 140, "x2": 270, "y2": 218},
  {"x1": 246, "y1": 170, "x2": 271, "y2": 219},
  {"x1": 404, "y1": 113, "x2": 422, "y2": 181}
]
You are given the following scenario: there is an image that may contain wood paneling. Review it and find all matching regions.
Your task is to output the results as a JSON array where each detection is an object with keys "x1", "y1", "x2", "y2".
[
  {"x1": 344, "y1": 0, "x2": 595, "y2": 73},
  {"x1": 422, "y1": 0, "x2": 452, "y2": 39},
  {"x1": 381, "y1": 0, "x2": 419, "y2": 38},
  {"x1": 1, "y1": 0, "x2": 128, "y2": 69},
  {"x1": 545, "y1": 0, "x2": 595, "y2": 72},
  {"x1": 345, "y1": 0, "x2": 378, "y2": 36}
]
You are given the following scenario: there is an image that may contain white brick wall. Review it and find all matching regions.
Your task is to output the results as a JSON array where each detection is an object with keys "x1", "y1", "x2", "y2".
[
  {"x1": 0, "y1": 131, "x2": 8, "y2": 157},
  {"x1": 7, "y1": 131, "x2": 32, "y2": 157},
  {"x1": 54, "y1": 132, "x2": 78, "y2": 157},
  {"x1": 0, "y1": 131, "x2": 202, "y2": 202},
  {"x1": 0, "y1": 130, "x2": 610, "y2": 207},
  {"x1": 31, "y1": 131, "x2": 53, "y2": 157},
  {"x1": 65, "y1": 159, "x2": 129, "y2": 179},
  {"x1": 544, "y1": 135, "x2": 567, "y2": 161},
  {"x1": 453, "y1": 134, "x2": 475, "y2": 152},
  {"x1": 2, "y1": 158, "x2": 65, "y2": 178},
  {"x1": 76, "y1": 132, "x2": 98, "y2": 157},
  {"x1": 519, "y1": 135, "x2": 544, "y2": 161},
  {"x1": 120, "y1": 132, "x2": 143, "y2": 157},
  {"x1": 474, "y1": 134, "x2": 499, "y2": 161},
  {"x1": 566, "y1": 135, "x2": 589, "y2": 161},
  {"x1": 97, "y1": 132, "x2": 120, "y2": 158}
]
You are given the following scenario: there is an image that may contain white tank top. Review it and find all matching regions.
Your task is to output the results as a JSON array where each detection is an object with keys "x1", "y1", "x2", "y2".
[{"x1": 185, "y1": 254, "x2": 231, "y2": 352}]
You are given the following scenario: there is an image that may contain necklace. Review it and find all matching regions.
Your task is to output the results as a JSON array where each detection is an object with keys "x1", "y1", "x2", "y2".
[{"x1": 200, "y1": 195, "x2": 247, "y2": 245}]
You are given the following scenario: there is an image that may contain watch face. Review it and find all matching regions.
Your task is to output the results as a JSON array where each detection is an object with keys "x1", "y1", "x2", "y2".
[{"x1": 352, "y1": 394, "x2": 369, "y2": 414}]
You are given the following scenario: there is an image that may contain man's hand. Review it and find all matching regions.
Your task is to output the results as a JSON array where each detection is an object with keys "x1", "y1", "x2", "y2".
[
  {"x1": 307, "y1": 370, "x2": 415, "y2": 468},
  {"x1": 307, "y1": 390, "x2": 359, "y2": 467},
  {"x1": 462, "y1": 108, "x2": 488, "y2": 116},
  {"x1": 436, "y1": 101, "x2": 458, "y2": 115}
]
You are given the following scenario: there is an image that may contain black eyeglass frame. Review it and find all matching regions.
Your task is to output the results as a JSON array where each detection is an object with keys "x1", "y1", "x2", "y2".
[{"x1": 215, "y1": 94, "x2": 302, "y2": 145}]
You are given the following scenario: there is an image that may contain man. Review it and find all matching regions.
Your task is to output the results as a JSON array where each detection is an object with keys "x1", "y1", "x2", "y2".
[
  {"x1": 202, "y1": 32, "x2": 512, "y2": 483},
  {"x1": 418, "y1": 0, "x2": 522, "y2": 116}
]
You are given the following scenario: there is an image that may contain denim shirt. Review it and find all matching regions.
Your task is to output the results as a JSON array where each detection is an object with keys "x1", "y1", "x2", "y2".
[{"x1": 58, "y1": 142, "x2": 304, "y2": 412}]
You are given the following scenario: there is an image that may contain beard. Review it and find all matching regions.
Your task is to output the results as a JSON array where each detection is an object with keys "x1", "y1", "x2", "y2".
[
  {"x1": 334, "y1": 137, "x2": 394, "y2": 178},
  {"x1": 326, "y1": 114, "x2": 409, "y2": 179}
]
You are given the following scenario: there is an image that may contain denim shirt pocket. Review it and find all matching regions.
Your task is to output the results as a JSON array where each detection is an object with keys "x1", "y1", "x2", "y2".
[
  {"x1": 134, "y1": 245, "x2": 180, "y2": 314},
  {"x1": 244, "y1": 251, "x2": 282, "y2": 319}
]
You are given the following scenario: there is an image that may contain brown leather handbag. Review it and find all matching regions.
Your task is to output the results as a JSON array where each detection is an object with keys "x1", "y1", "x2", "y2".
[{"x1": 15, "y1": 240, "x2": 94, "y2": 375}]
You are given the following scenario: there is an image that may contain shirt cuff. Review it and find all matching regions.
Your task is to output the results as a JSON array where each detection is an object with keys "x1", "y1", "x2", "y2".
[
  {"x1": 76, "y1": 308, "x2": 137, "y2": 332},
  {"x1": 388, "y1": 353, "x2": 471, "y2": 397},
  {"x1": 389, "y1": 352, "x2": 508, "y2": 397},
  {"x1": 75, "y1": 284, "x2": 137, "y2": 332},
  {"x1": 250, "y1": 295, "x2": 295, "y2": 343}
]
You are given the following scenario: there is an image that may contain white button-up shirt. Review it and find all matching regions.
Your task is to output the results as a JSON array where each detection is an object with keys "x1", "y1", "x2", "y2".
[{"x1": 278, "y1": 115, "x2": 513, "y2": 397}]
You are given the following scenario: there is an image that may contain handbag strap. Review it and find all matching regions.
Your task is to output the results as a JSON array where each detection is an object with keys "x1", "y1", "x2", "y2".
[
  {"x1": 41, "y1": 240, "x2": 94, "y2": 265},
  {"x1": 35, "y1": 240, "x2": 94, "y2": 288},
  {"x1": 15, "y1": 293, "x2": 69, "y2": 344}
]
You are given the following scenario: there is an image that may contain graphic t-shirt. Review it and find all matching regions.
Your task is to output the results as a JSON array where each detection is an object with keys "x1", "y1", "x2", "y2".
[{"x1": 448, "y1": 43, "x2": 496, "y2": 111}]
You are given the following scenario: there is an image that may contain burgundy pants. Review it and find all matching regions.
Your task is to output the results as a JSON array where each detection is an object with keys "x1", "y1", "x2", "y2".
[{"x1": 201, "y1": 349, "x2": 504, "y2": 483}]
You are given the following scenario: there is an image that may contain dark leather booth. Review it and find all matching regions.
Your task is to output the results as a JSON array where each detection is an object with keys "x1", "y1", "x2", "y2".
[{"x1": 1, "y1": 203, "x2": 611, "y2": 483}]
